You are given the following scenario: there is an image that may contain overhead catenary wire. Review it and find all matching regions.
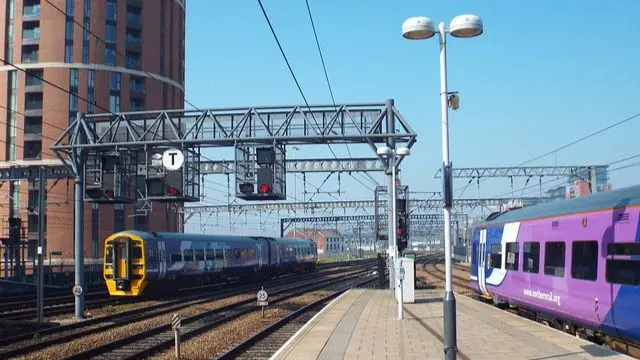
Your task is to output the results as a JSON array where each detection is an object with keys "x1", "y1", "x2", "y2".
[{"x1": 257, "y1": 0, "x2": 374, "y2": 193}]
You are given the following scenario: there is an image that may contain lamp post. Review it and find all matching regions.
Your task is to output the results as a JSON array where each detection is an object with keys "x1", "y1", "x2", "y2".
[
  {"x1": 376, "y1": 145, "x2": 410, "y2": 290},
  {"x1": 402, "y1": 14, "x2": 483, "y2": 360}
]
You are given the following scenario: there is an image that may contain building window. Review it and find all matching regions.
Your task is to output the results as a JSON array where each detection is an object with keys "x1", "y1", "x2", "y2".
[
  {"x1": 66, "y1": 0, "x2": 74, "y2": 16},
  {"x1": 25, "y1": 92, "x2": 43, "y2": 110},
  {"x1": 106, "y1": 0, "x2": 117, "y2": 21},
  {"x1": 104, "y1": 47, "x2": 116, "y2": 66},
  {"x1": 24, "y1": 140, "x2": 42, "y2": 159},
  {"x1": 82, "y1": 0, "x2": 91, "y2": 63},
  {"x1": 65, "y1": 44, "x2": 73, "y2": 63},
  {"x1": 22, "y1": 22, "x2": 40, "y2": 40},
  {"x1": 25, "y1": 117, "x2": 42, "y2": 134},
  {"x1": 105, "y1": 24, "x2": 116, "y2": 44},
  {"x1": 571, "y1": 241, "x2": 598, "y2": 281},
  {"x1": 70, "y1": 68, "x2": 78, "y2": 88},
  {"x1": 110, "y1": 73, "x2": 121, "y2": 92},
  {"x1": 5, "y1": 0, "x2": 15, "y2": 63},
  {"x1": 130, "y1": 98, "x2": 144, "y2": 111},
  {"x1": 505, "y1": 242, "x2": 519, "y2": 270},
  {"x1": 544, "y1": 242, "x2": 565, "y2": 277},
  {"x1": 523, "y1": 242, "x2": 540, "y2": 273},
  {"x1": 69, "y1": 94, "x2": 78, "y2": 112},
  {"x1": 126, "y1": 51, "x2": 140, "y2": 69},
  {"x1": 25, "y1": 69, "x2": 43, "y2": 86},
  {"x1": 22, "y1": 45, "x2": 39, "y2": 63},
  {"x1": 87, "y1": 69, "x2": 95, "y2": 114},
  {"x1": 109, "y1": 95, "x2": 120, "y2": 112},
  {"x1": 130, "y1": 75, "x2": 145, "y2": 94}
]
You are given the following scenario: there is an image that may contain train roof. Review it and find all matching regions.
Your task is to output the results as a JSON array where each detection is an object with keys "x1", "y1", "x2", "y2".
[
  {"x1": 475, "y1": 184, "x2": 640, "y2": 227},
  {"x1": 110, "y1": 230, "x2": 313, "y2": 244}
]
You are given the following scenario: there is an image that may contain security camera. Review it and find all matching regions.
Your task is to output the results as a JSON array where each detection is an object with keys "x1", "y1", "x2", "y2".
[{"x1": 448, "y1": 93, "x2": 460, "y2": 110}]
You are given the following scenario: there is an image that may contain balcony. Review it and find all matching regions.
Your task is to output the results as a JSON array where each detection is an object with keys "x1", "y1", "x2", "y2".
[
  {"x1": 126, "y1": 56, "x2": 141, "y2": 70},
  {"x1": 25, "y1": 94, "x2": 43, "y2": 117},
  {"x1": 22, "y1": 28, "x2": 40, "y2": 45},
  {"x1": 23, "y1": 4, "x2": 41, "y2": 21}
]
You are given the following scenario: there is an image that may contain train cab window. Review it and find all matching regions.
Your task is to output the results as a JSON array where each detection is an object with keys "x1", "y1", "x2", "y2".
[
  {"x1": 606, "y1": 259, "x2": 640, "y2": 285},
  {"x1": 170, "y1": 253, "x2": 182, "y2": 262},
  {"x1": 195, "y1": 249, "x2": 204, "y2": 261},
  {"x1": 505, "y1": 243, "x2": 519, "y2": 270},
  {"x1": 523, "y1": 242, "x2": 540, "y2": 273},
  {"x1": 544, "y1": 242, "x2": 565, "y2": 277},
  {"x1": 489, "y1": 244, "x2": 502, "y2": 269},
  {"x1": 571, "y1": 241, "x2": 598, "y2": 281},
  {"x1": 105, "y1": 245, "x2": 113, "y2": 264},
  {"x1": 215, "y1": 249, "x2": 224, "y2": 260},
  {"x1": 183, "y1": 249, "x2": 194, "y2": 262},
  {"x1": 132, "y1": 246, "x2": 143, "y2": 259},
  {"x1": 205, "y1": 249, "x2": 214, "y2": 260}
]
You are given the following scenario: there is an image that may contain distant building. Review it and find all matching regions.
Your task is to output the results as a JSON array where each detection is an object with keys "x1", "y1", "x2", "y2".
[
  {"x1": 325, "y1": 236, "x2": 346, "y2": 253},
  {"x1": 285, "y1": 228, "x2": 342, "y2": 254}
]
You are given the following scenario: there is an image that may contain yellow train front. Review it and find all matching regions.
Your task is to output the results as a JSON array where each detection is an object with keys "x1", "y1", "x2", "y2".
[
  {"x1": 103, "y1": 232, "x2": 147, "y2": 296},
  {"x1": 103, "y1": 230, "x2": 318, "y2": 297}
]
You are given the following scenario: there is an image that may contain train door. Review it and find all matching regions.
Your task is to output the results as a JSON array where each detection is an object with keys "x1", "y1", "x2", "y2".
[
  {"x1": 158, "y1": 240, "x2": 167, "y2": 280},
  {"x1": 113, "y1": 237, "x2": 132, "y2": 290},
  {"x1": 477, "y1": 229, "x2": 490, "y2": 297}
]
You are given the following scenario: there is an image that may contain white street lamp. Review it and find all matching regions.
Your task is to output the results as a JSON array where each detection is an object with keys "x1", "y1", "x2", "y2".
[{"x1": 402, "y1": 13, "x2": 483, "y2": 360}]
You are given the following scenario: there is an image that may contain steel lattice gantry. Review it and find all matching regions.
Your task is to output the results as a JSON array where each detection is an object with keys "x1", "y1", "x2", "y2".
[
  {"x1": 48, "y1": 99, "x2": 417, "y2": 319},
  {"x1": 182, "y1": 196, "x2": 550, "y2": 215},
  {"x1": 433, "y1": 165, "x2": 607, "y2": 179}
]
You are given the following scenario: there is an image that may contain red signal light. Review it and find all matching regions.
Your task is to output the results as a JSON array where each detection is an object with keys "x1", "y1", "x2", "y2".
[
  {"x1": 167, "y1": 186, "x2": 179, "y2": 196},
  {"x1": 396, "y1": 229, "x2": 405, "y2": 237},
  {"x1": 104, "y1": 189, "x2": 114, "y2": 198},
  {"x1": 259, "y1": 184, "x2": 270, "y2": 193}
]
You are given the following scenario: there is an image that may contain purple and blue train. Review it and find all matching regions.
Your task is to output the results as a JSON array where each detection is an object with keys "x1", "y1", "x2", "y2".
[
  {"x1": 103, "y1": 231, "x2": 318, "y2": 296},
  {"x1": 470, "y1": 184, "x2": 640, "y2": 344}
]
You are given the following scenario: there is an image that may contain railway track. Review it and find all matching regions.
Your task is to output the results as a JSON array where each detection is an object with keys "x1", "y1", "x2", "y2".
[
  {"x1": 216, "y1": 276, "x2": 382, "y2": 360},
  {"x1": 0, "y1": 264, "x2": 374, "y2": 359},
  {"x1": 59, "y1": 267, "x2": 377, "y2": 360},
  {"x1": 0, "y1": 259, "x2": 376, "y2": 322}
]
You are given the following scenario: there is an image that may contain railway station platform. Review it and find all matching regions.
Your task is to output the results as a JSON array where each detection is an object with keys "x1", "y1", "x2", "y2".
[{"x1": 269, "y1": 289, "x2": 633, "y2": 360}]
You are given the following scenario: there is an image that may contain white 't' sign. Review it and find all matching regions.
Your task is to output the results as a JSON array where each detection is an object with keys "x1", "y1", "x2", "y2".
[{"x1": 162, "y1": 148, "x2": 184, "y2": 171}]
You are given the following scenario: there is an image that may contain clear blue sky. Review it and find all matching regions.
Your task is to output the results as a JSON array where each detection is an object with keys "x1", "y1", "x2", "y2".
[{"x1": 182, "y1": 1, "x2": 640, "y2": 233}]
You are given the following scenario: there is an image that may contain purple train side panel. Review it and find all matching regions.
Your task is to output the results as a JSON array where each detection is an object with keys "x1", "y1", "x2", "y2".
[{"x1": 470, "y1": 184, "x2": 640, "y2": 344}]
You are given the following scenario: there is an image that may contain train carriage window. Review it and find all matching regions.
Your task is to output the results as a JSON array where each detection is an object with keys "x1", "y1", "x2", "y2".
[
  {"x1": 147, "y1": 248, "x2": 156, "y2": 264},
  {"x1": 606, "y1": 259, "x2": 640, "y2": 285},
  {"x1": 544, "y1": 242, "x2": 565, "y2": 277},
  {"x1": 607, "y1": 243, "x2": 640, "y2": 256},
  {"x1": 132, "y1": 246, "x2": 143, "y2": 259},
  {"x1": 195, "y1": 249, "x2": 204, "y2": 261},
  {"x1": 205, "y1": 249, "x2": 214, "y2": 260},
  {"x1": 183, "y1": 249, "x2": 194, "y2": 262},
  {"x1": 489, "y1": 244, "x2": 502, "y2": 269},
  {"x1": 249, "y1": 249, "x2": 256, "y2": 258},
  {"x1": 170, "y1": 253, "x2": 182, "y2": 262},
  {"x1": 234, "y1": 249, "x2": 242, "y2": 259},
  {"x1": 523, "y1": 242, "x2": 540, "y2": 273},
  {"x1": 505, "y1": 243, "x2": 519, "y2": 270},
  {"x1": 215, "y1": 249, "x2": 224, "y2": 260},
  {"x1": 571, "y1": 241, "x2": 598, "y2": 281}
]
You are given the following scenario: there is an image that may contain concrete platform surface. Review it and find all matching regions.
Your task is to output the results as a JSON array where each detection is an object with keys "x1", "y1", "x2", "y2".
[{"x1": 270, "y1": 289, "x2": 633, "y2": 360}]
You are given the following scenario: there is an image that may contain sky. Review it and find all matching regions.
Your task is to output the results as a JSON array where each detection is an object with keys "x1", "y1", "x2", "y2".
[{"x1": 181, "y1": 1, "x2": 640, "y2": 235}]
